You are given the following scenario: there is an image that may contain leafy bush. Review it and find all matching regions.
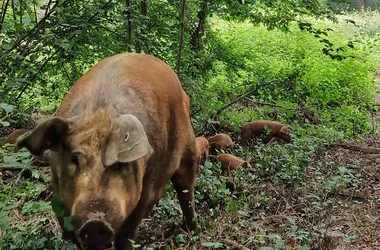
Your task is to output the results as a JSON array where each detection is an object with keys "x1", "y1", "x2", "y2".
[{"x1": 190, "y1": 16, "x2": 378, "y2": 138}]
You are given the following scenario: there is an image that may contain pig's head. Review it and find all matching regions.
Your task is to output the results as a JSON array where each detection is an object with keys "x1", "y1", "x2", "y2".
[
  {"x1": 16, "y1": 113, "x2": 153, "y2": 249},
  {"x1": 241, "y1": 161, "x2": 252, "y2": 169},
  {"x1": 279, "y1": 126, "x2": 292, "y2": 143}
]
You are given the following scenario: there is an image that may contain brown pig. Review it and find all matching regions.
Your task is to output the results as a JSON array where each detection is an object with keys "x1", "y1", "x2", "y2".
[
  {"x1": 16, "y1": 53, "x2": 198, "y2": 250},
  {"x1": 1, "y1": 129, "x2": 28, "y2": 146},
  {"x1": 207, "y1": 133, "x2": 234, "y2": 155},
  {"x1": 240, "y1": 120, "x2": 291, "y2": 146},
  {"x1": 216, "y1": 153, "x2": 252, "y2": 175},
  {"x1": 195, "y1": 136, "x2": 209, "y2": 172}
]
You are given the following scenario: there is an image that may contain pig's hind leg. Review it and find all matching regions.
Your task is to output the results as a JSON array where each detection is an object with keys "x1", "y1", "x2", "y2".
[{"x1": 171, "y1": 146, "x2": 198, "y2": 232}]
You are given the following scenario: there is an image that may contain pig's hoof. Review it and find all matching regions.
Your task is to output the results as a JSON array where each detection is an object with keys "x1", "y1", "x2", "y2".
[{"x1": 181, "y1": 217, "x2": 199, "y2": 232}]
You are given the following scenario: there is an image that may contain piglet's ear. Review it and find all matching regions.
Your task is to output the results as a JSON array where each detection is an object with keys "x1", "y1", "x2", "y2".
[
  {"x1": 280, "y1": 126, "x2": 289, "y2": 135},
  {"x1": 15, "y1": 117, "x2": 70, "y2": 156}
]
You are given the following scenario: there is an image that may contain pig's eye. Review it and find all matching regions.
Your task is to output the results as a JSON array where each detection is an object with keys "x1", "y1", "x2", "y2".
[
  {"x1": 71, "y1": 154, "x2": 80, "y2": 167},
  {"x1": 124, "y1": 132, "x2": 130, "y2": 142}
]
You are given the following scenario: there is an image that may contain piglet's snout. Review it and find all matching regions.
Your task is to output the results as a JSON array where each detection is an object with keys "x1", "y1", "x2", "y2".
[{"x1": 77, "y1": 216, "x2": 114, "y2": 250}]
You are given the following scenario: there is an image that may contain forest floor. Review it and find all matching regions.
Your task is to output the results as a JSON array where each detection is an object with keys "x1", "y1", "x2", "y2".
[
  {"x1": 136, "y1": 127, "x2": 380, "y2": 250},
  {"x1": 1, "y1": 77, "x2": 380, "y2": 250},
  {"x1": 136, "y1": 77, "x2": 380, "y2": 249}
]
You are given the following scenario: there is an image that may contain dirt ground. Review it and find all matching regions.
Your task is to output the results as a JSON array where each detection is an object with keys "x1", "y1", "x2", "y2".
[
  {"x1": 320, "y1": 136, "x2": 380, "y2": 249},
  {"x1": 330, "y1": 74, "x2": 380, "y2": 249},
  {"x1": 136, "y1": 75, "x2": 380, "y2": 250}
]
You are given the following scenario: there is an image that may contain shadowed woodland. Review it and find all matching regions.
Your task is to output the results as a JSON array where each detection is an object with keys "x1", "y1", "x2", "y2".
[{"x1": 1, "y1": 0, "x2": 380, "y2": 249}]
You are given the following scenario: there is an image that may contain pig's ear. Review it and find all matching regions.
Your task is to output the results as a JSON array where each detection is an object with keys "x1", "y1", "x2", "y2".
[
  {"x1": 15, "y1": 117, "x2": 69, "y2": 155},
  {"x1": 104, "y1": 114, "x2": 153, "y2": 167},
  {"x1": 280, "y1": 126, "x2": 289, "y2": 135},
  {"x1": 242, "y1": 161, "x2": 252, "y2": 169}
]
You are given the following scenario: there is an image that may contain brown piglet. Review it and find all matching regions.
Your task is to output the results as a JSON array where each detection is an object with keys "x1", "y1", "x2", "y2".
[
  {"x1": 1, "y1": 129, "x2": 28, "y2": 146},
  {"x1": 240, "y1": 120, "x2": 291, "y2": 146},
  {"x1": 216, "y1": 153, "x2": 252, "y2": 175},
  {"x1": 207, "y1": 133, "x2": 234, "y2": 155}
]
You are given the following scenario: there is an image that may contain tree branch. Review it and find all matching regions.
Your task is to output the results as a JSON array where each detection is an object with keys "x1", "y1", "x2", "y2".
[
  {"x1": 0, "y1": 0, "x2": 68, "y2": 61},
  {"x1": 195, "y1": 82, "x2": 270, "y2": 136},
  {"x1": 15, "y1": 0, "x2": 114, "y2": 102}
]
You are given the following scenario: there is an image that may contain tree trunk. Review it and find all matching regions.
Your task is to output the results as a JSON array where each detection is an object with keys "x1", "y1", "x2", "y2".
[
  {"x1": 125, "y1": 0, "x2": 132, "y2": 52},
  {"x1": 33, "y1": 0, "x2": 37, "y2": 25},
  {"x1": 19, "y1": 0, "x2": 22, "y2": 24},
  {"x1": 190, "y1": 0, "x2": 209, "y2": 51},
  {"x1": 357, "y1": 0, "x2": 365, "y2": 9},
  {"x1": 135, "y1": 0, "x2": 148, "y2": 53},
  {"x1": 176, "y1": 0, "x2": 186, "y2": 74},
  {"x1": 0, "y1": 0, "x2": 11, "y2": 34},
  {"x1": 11, "y1": 0, "x2": 16, "y2": 22},
  {"x1": 140, "y1": 0, "x2": 147, "y2": 16}
]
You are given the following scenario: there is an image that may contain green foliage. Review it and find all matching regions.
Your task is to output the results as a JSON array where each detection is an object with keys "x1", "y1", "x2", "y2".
[
  {"x1": 255, "y1": 142, "x2": 314, "y2": 184},
  {"x1": 0, "y1": 176, "x2": 66, "y2": 249},
  {"x1": 201, "y1": 241, "x2": 224, "y2": 248},
  {"x1": 0, "y1": 103, "x2": 14, "y2": 127},
  {"x1": 195, "y1": 161, "x2": 231, "y2": 208},
  {"x1": 0, "y1": 144, "x2": 71, "y2": 249},
  {"x1": 3, "y1": 148, "x2": 33, "y2": 168},
  {"x1": 324, "y1": 165, "x2": 360, "y2": 191},
  {"x1": 153, "y1": 186, "x2": 182, "y2": 219},
  {"x1": 191, "y1": 17, "x2": 377, "y2": 138}
]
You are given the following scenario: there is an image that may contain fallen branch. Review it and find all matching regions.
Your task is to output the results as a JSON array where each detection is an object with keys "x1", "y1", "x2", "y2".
[
  {"x1": 221, "y1": 239, "x2": 250, "y2": 250},
  {"x1": 0, "y1": 166, "x2": 27, "y2": 171},
  {"x1": 328, "y1": 143, "x2": 380, "y2": 154},
  {"x1": 195, "y1": 82, "x2": 270, "y2": 136}
]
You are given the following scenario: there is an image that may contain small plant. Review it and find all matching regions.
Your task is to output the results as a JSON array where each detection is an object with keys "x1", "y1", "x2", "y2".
[
  {"x1": 201, "y1": 241, "x2": 224, "y2": 248},
  {"x1": 0, "y1": 103, "x2": 13, "y2": 127},
  {"x1": 129, "y1": 239, "x2": 141, "y2": 249}
]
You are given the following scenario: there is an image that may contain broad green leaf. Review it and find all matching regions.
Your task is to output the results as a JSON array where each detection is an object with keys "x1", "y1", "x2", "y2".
[
  {"x1": 0, "y1": 121, "x2": 10, "y2": 127},
  {"x1": 202, "y1": 242, "x2": 224, "y2": 248},
  {"x1": 0, "y1": 103, "x2": 13, "y2": 113},
  {"x1": 175, "y1": 234, "x2": 185, "y2": 243},
  {"x1": 63, "y1": 217, "x2": 75, "y2": 232},
  {"x1": 51, "y1": 194, "x2": 65, "y2": 218}
]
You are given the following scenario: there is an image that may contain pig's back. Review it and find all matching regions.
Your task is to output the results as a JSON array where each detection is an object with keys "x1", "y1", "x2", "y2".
[{"x1": 58, "y1": 53, "x2": 192, "y2": 156}]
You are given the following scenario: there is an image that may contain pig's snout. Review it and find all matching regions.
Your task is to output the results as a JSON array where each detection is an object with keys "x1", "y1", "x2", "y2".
[{"x1": 78, "y1": 219, "x2": 114, "y2": 249}]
